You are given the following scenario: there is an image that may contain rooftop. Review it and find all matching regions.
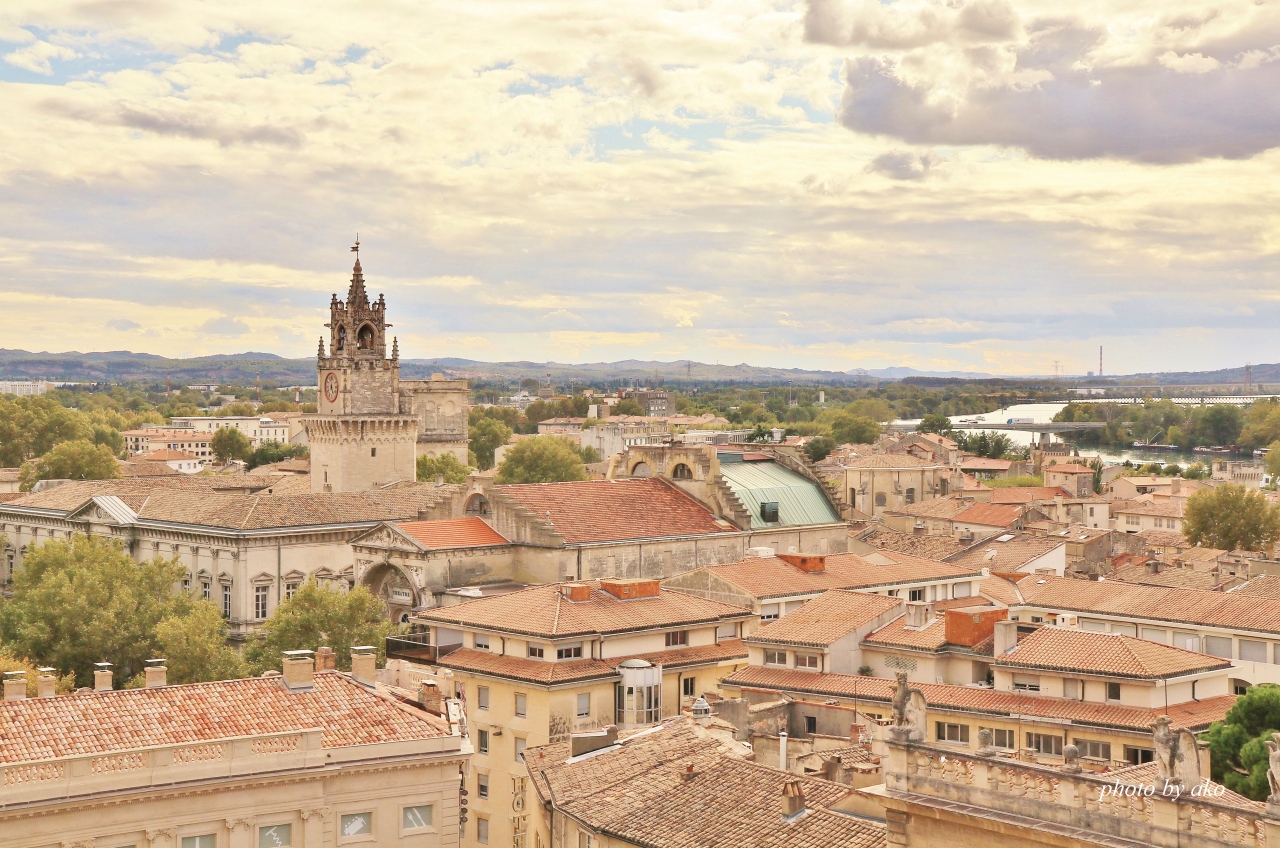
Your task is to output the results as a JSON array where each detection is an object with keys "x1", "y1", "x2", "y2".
[
  {"x1": 747, "y1": 590, "x2": 903, "y2": 648},
  {"x1": 388, "y1": 517, "x2": 509, "y2": 549},
  {"x1": 415, "y1": 580, "x2": 751, "y2": 639},
  {"x1": 952, "y1": 503, "x2": 1023, "y2": 527},
  {"x1": 838, "y1": 454, "x2": 940, "y2": 469},
  {"x1": 1230, "y1": 575, "x2": 1280, "y2": 599},
  {"x1": 495, "y1": 477, "x2": 737, "y2": 543},
  {"x1": 885, "y1": 497, "x2": 969, "y2": 520},
  {"x1": 1044, "y1": 463, "x2": 1095, "y2": 474},
  {"x1": 996, "y1": 626, "x2": 1232, "y2": 679},
  {"x1": 135, "y1": 449, "x2": 199, "y2": 462},
  {"x1": 1115, "y1": 501, "x2": 1186, "y2": 518},
  {"x1": 990, "y1": 487, "x2": 1073, "y2": 504},
  {"x1": 1135, "y1": 529, "x2": 1191, "y2": 549},
  {"x1": 862, "y1": 613, "x2": 951, "y2": 652},
  {"x1": 1108, "y1": 564, "x2": 1225, "y2": 591},
  {"x1": 857, "y1": 526, "x2": 968, "y2": 560},
  {"x1": 958, "y1": 457, "x2": 1013, "y2": 470},
  {"x1": 716, "y1": 460, "x2": 842, "y2": 529},
  {"x1": 945, "y1": 534, "x2": 1064, "y2": 573},
  {"x1": 438, "y1": 640, "x2": 748, "y2": 686}
]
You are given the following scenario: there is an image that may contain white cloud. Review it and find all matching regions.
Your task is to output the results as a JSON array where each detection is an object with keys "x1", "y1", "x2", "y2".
[{"x1": 5, "y1": 40, "x2": 76, "y2": 74}]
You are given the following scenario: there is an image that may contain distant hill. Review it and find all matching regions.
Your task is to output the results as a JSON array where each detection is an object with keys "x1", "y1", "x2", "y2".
[{"x1": 857, "y1": 366, "x2": 995, "y2": 379}]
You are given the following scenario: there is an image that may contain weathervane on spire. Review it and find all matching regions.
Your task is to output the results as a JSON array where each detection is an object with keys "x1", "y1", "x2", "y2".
[{"x1": 350, "y1": 234, "x2": 360, "y2": 256}]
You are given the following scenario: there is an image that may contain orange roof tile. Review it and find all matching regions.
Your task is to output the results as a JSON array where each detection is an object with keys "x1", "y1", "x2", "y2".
[
  {"x1": 749, "y1": 591, "x2": 902, "y2": 648},
  {"x1": 629, "y1": 639, "x2": 749, "y2": 669},
  {"x1": 862, "y1": 613, "x2": 950, "y2": 651},
  {"x1": 416, "y1": 581, "x2": 751, "y2": 639},
  {"x1": 438, "y1": 648, "x2": 618, "y2": 685},
  {"x1": 953, "y1": 503, "x2": 1023, "y2": 527},
  {"x1": 946, "y1": 534, "x2": 1064, "y2": 573},
  {"x1": 959, "y1": 457, "x2": 1013, "y2": 470},
  {"x1": 1045, "y1": 464, "x2": 1096, "y2": 474},
  {"x1": 494, "y1": 478, "x2": 736, "y2": 543},
  {"x1": 0, "y1": 672, "x2": 450, "y2": 765},
  {"x1": 395, "y1": 517, "x2": 509, "y2": 549},
  {"x1": 721, "y1": 666, "x2": 1235, "y2": 732},
  {"x1": 991, "y1": 487, "x2": 1073, "y2": 504},
  {"x1": 996, "y1": 626, "x2": 1231, "y2": 679}
]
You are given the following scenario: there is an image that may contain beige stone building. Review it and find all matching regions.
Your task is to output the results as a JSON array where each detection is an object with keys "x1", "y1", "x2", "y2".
[
  {"x1": 824, "y1": 454, "x2": 951, "y2": 517},
  {"x1": 0, "y1": 654, "x2": 470, "y2": 848}
]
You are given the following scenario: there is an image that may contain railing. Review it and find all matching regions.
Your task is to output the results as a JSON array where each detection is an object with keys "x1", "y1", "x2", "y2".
[
  {"x1": 385, "y1": 634, "x2": 460, "y2": 664},
  {"x1": 884, "y1": 739, "x2": 1276, "y2": 848}
]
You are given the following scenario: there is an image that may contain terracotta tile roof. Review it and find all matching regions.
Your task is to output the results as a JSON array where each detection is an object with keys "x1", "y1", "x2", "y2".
[
  {"x1": 1231, "y1": 575, "x2": 1280, "y2": 599},
  {"x1": 394, "y1": 517, "x2": 509, "y2": 549},
  {"x1": 996, "y1": 626, "x2": 1231, "y2": 679},
  {"x1": 887, "y1": 497, "x2": 968, "y2": 519},
  {"x1": 494, "y1": 478, "x2": 736, "y2": 543},
  {"x1": 0, "y1": 672, "x2": 450, "y2": 766},
  {"x1": 416, "y1": 581, "x2": 750, "y2": 639},
  {"x1": 1173, "y1": 546, "x2": 1227, "y2": 564},
  {"x1": 959, "y1": 457, "x2": 1013, "y2": 471},
  {"x1": 525, "y1": 718, "x2": 885, "y2": 848},
  {"x1": 858, "y1": 527, "x2": 968, "y2": 560},
  {"x1": 1019, "y1": 575, "x2": 1280, "y2": 634},
  {"x1": 946, "y1": 534, "x2": 1064, "y2": 573},
  {"x1": 136, "y1": 449, "x2": 199, "y2": 462},
  {"x1": 953, "y1": 503, "x2": 1023, "y2": 527},
  {"x1": 839, "y1": 454, "x2": 938, "y2": 469},
  {"x1": 0, "y1": 468, "x2": 19, "y2": 482},
  {"x1": 674, "y1": 552, "x2": 981, "y2": 601},
  {"x1": 629, "y1": 639, "x2": 749, "y2": 669},
  {"x1": 438, "y1": 648, "x2": 618, "y2": 685},
  {"x1": 748, "y1": 591, "x2": 903, "y2": 648},
  {"x1": 721, "y1": 666, "x2": 1235, "y2": 732},
  {"x1": 118, "y1": 461, "x2": 182, "y2": 478},
  {"x1": 991, "y1": 487, "x2": 1072, "y2": 504},
  {"x1": 862, "y1": 613, "x2": 949, "y2": 651},
  {"x1": 1045, "y1": 464, "x2": 1095, "y2": 474},
  {"x1": 1116, "y1": 501, "x2": 1185, "y2": 518},
  {"x1": 1135, "y1": 529, "x2": 1190, "y2": 549},
  {"x1": 1109, "y1": 564, "x2": 1224, "y2": 591},
  {"x1": 975, "y1": 575, "x2": 1025, "y2": 605}
]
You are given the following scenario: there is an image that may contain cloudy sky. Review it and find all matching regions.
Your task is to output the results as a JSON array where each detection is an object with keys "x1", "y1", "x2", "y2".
[{"x1": 2, "y1": 0, "x2": 1278, "y2": 376}]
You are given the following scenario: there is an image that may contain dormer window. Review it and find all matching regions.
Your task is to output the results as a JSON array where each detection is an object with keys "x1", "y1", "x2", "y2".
[
  {"x1": 664, "y1": 631, "x2": 688, "y2": 647},
  {"x1": 527, "y1": 645, "x2": 545, "y2": 659}
]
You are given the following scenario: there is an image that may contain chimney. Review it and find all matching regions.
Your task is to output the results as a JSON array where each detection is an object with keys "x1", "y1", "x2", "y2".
[
  {"x1": 778, "y1": 731, "x2": 788, "y2": 770},
  {"x1": 598, "y1": 578, "x2": 660, "y2": 600},
  {"x1": 36, "y1": 668, "x2": 56, "y2": 698},
  {"x1": 350, "y1": 646, "x2": 377, "y2": 686},
  {"x1": 144, "y1": 659, "x2": 167, "y2": 688},
  {"x1": 315, "y1": 646, "x2": 337, "y2": 672},
  {"x1": 570, "y1": 725, "x2": 619, "y2": 757},
  {"x1": 281, "y1": 650, "x2": 315, "y2": 691},
  {"x1": 560, "y1": 583, "x2": 591, "y2": 602},
  {"x1": 682, "y1": 761, "x2": 696, "y2": 782},
  {"x1": 781, "y1": 779, "x2": 806, "y2": 818},
  {"x1": 993, "y1": 620, "x2": 1019, "y2": 657},
  {"x1": 778, "y1": 553, "x2": 826, "y2": 573},
  {"x1": 418, "y1": 681, "x2": 444, "y2": 714},
  {"x1": 904, "y1": 602, "x2": 935, "y2": 628},
  {"x1": 93, "y1": 662, "x2": 113, "y2": 692},
  {"x1": 3, "y1": 671, "x2": 26, "y2": 701}
]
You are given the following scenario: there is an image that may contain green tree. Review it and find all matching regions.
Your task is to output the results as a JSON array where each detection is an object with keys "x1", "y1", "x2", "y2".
[
  {"x1": 829, "y1": 413, "x2": 881, "y2": 445},
  {"x1": 470, "y1": 405, "x2": 521, "y2": 429},
  {"x1": 244, "y1": 580, "x2": 392, "y2": 675},
  {"x1": 0, "y1": 535, "x2": 192, "y2": 687},
  {"x1": 845, "y1": 398, "x2": 893, "y2": 423},
  {"x1": 916, "y1": 413, "x2": 953, "y2": 435},
  {"x1": 210, "y1": 427, "x2": 253, "y2": 463},
  {"x1": 18, "y1": 439, "x2": 120, "y2": 491},
  {"x1": 246, "y1": 440, "x2": 309, "y2": 470},
  {"x1": 1265, "y1": 441, "x2": 1280, "y2": 480},
  {"x1": 0, "y1": 647, "x2": 75, "y2": 697},
  {"x1": 469, "y1": 416, "x2": 513, "y2": 471},
  {"x1": 0, "y1": 396, "x2": 93, "y2": 466},
  {"x1": 153, "y1": 601, "x2": 247, "y2": 684},
  {"x1": 416, "y1": 452, "x2": 474, "y2": 484},
  {"x1": 1207, "y1": 684, "x2": 1280, "y2": 800},
  {"x1": 803, "y1": 436, "x2": 836, "y2": 463},
  {"x1": 214, "y1": 402, "x2": 259, "y2": 417},
  {"x1": 1183, "y1": 483, "x2": 1280, "y2": 552},
  {"x1": 494, "y1": 436, "x2": 589, "y2": 484},
  {"x1": 612, "y1": 399, "x2": 645, "y2": 416}
]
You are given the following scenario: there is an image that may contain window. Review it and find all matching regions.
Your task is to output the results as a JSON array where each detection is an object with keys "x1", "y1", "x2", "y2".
[
  {"x1": 259, "y1": 824, "x2": 292, "y2": 847},
  {"x1": 339, "y1": 812, "x2": 373, "y2": 838},
  {"x1": 665, "y1": 630, "x2": 688, "y2": 647},
  {"x1": 515, "y1": 737, "x2": 526, "y2": 762},
  {"x1": 1125, "y1": 745, "x2": 1155, "y2": 765},
  {"x1": 795, "y1": 653, "x2": 819, "y2": 670},
  {"x1": 1106, "y1": 681, "x2": 1121, "y2": 701},
  {"x1": 1241, "y1": 640, "x2": 1268, "y2": 662},
  {"x1": 202, "y1": 580, "x2": 211, "y2": 600},
  {"x1": 579, "y1": 833, "x2": 595, "y2": 848},
  {"x1": 905, "y1": 487, "x2": 916, "y2": 504},
  {"x1": 981, "y1": 727, "x2": 1015, "y2": 749},
  {"x1": 875, "y1": 492, "x2": 887, "y2": 507},
  {"x1": 515, "y1": 693, "x2": 527, "y2": 717},
  {"x1": 1012, "y1": 675, "x2": 1040, "y2": 693},
  {"x1": 1075, "y1": 739, "x2": 1111, "y2": 761},
  {"x1": 1031, "y1": 616, "x2": 1044, "y2": 624},
  {"x1": 370, "y1": 447, "x2": 377, "y2": 457},
  {"x1": 672, "y1": 463, "x2": 693, "y2": 480},
  {"x1": 761, "y1": 604, "x2": 780, "y2": 621},
  {"x1": 285, "y1": 582, "x2": 299, "y2": 600},
  {"x1": 402, "y1": 805, "x2": 433, "y2": 831},
  {"x1": 183, "y1": 838, "x2": 216, "y2": 848},
  {"x1": 952, "y1": 582, "x2": 971, "y2": 598},
  {"x1": 183, "y1": 575, "x2": 191, "y2": 592},
  {"x1": 222, "y1": 584, "x2": 231, "y2": 618},
  {"x1": 476, "y1": 817, "x2": 490, "y2": 845},
  {"x1": 1088, "y1": 507, "x2": 1095, "y2": 517},
  {"x1": 805, "y1": 715, "x2": 817, "y2": 734},
  {"x1": 577, "y1": 692, "x2": 591, "y2": 717},
  {"x1": 527, "y1": 645, "x2": 545, "y2": 659},
  {"x1": 683, "y1": 676, "x2": 695, "y2": 698},
  {"x1": 909, "y1": 588, "x2": 924, "y2": 602},
  {"x1": 764, "y1": 649, "x2": 786, "y2": 666},
  {"x1": 557, "y1": 643, "x2": 583, "y2": 659},
  {"x1": 1027, "y1": 733, "x2": 1063, "y2": 756},
  {"x1": 1141, "y1": 628, "x2": 1169, "y2": 644},
  {"x1": 477, "y1": 772, "x2": 489, "y2": 799},
  {"x1": 936, "y1": 722, "x2": 969, "y2": 744},
  {"x1": 478, "y1": 729, "x2": 489, "y2": 754},
  {"x1": 477, "y1": 686, "x2": 490, "y2": 710},
  {"x1": 254, "y1": 585, "x2": 269, "y2": 620},
  {"x1": 1063, "y1": 679, "x2": 1082, "y2": 700},
  {"x1": 475, "y1": 633, "x2": 490, "y2": 650},
  {"x1": 1126, "y1": 515, "x2": 1140, "y2": 526}
]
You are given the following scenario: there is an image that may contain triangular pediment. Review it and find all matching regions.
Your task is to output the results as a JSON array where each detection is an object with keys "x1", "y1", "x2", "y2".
[
  {"x1": 349, "y1": 521, "x2": 426, "y2": 553},
  {"x1": 66, "y1": 495, "x2": 138, "y2": 526}
]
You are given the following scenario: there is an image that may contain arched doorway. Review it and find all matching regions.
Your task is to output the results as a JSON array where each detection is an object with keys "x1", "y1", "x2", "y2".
[
  {"x1": 357, "y1": 323, "x2": 375, "y2": 350},
  {"x1": 465, "y1": 494, "x2": 491, "y2": 515},
  {"x1": 631, "y1": 462, "x2": 652, "y2": 478},
  {"x1": 672, "y1": 463, "x2": 693, "y2": 480},
  {"x1": 362, "y1": 562, "x2": 420, "y2": 623}
]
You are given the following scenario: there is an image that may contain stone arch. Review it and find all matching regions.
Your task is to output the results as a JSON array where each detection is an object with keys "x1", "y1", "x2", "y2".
[
  {"x1": 465, "y1": 494, "x2": 491, "y2": 515},
  {"x1": 357, "y1": 323, "x2": 375, "y2": 350},
  {"x1": 672, "y1": 463, "x2": 693, "y2": 480},
  {"x1": 361, "y1": 561, "x2": 421, "y2": 623},
  {"x1": 631, "y1": 461, "x2": 652, "y2": 478}
]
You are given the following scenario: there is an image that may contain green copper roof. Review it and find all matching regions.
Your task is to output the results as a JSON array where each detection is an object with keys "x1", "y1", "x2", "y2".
[{"x1": 717, "y1": 461, "x2": 841, "y2": 529}]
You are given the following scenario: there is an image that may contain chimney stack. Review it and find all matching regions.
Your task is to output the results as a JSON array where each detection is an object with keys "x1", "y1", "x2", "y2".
[
  {"x1": 281, "y1": 650, "x2": 316, "y2": 691},
  {"x1": 350, "y1": 646, "x2": 377, "y2": 686},
  {"x1": 36, "y1": 668, "x2": 56, "y2": 698},
  {"x1": 993, "y1": 620, "x2": 1019, "y2": 657},
  {"x1": 778, "y1": 731, "x2": 788, "y2": 770},
  {"x1": 144, "y1": 659, "x2": 167, "y2": 688},
  {"x1": 781, "y1": 779, "x2": 806, "y2": 818},
  {"x1": 418, "y1": 681, "x2": 444, "y2": 714},
  {"x1": 682, "y1": 762, "x2": 696, "y2": 782},
  {"x1": 315, "y1": 646, "x2": 337, "y2": 672},
  {"x1": 3, "y1": 671, "x2": 26, "y2": 701},
  {"x1": 93, "y1": 662, "x2": 113, "y2": 692}
]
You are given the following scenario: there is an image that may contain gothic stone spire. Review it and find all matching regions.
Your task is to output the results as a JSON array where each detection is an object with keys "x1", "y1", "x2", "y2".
[{"x1": 346, "y1": 257, "x2": 370, "y2": 310}]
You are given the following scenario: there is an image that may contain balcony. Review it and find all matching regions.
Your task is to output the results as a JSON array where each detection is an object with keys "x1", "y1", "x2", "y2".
[{"x1": 386, "y1": 633, "x2": 460, "y2": 664}]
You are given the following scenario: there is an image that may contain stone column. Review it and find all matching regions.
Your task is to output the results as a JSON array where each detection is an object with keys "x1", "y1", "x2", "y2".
[{"x1": 301, "y1": 807, "x2": 329, "y2": 847}]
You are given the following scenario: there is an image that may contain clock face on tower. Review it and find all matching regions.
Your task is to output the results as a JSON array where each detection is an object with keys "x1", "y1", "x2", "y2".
[{"x1": 324, "y1": 372, "x2": 339, "y2": 403}]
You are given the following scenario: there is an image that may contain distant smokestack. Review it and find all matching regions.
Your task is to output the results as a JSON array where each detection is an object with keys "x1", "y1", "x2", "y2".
[{"x1": 1099, "y1": 346, "x2": 1103, "y2": 379}]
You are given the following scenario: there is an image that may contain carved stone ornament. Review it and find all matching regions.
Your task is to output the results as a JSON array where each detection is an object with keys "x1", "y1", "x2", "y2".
[
  {"x1": 1150, "y1": 714, "x2": 1201, "y2": 788},
  {"x1": 1061, "y1": 743, "x2": 1082, "y2": 774},
  {"x1": 1266, "y1": 732, "x2": 1280, "y2": 805},
  {"x1": 976, "y1": 727, "x2": 996, "y2": 756},
  {"x1": 888, "y1": 671, "x2": 927, "y2": 743}
]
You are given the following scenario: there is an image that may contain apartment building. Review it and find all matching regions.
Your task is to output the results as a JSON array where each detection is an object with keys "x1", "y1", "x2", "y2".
[
  {"x1": 123, "y1": 427, "x2": 215, "y2": 459},
  {"x1": 406, "y1": 579, "x2": 753, "y2": 848},
  {"x1": 170, "y1": 415, "x2": 292, "y2": 447}
]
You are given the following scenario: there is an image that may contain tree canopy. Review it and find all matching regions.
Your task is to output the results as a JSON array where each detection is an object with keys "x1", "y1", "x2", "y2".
[
  {"x1": 18, "y1": 439, "x2": 120, "y2": 491},
  {"x1": 916, "y1": 413, "x2": 953, "y2": 435},
  {"x1": 829, "y1": 413, "x2": 881, "y2": 445},
  {"x1": 1206, "y1": 684, "x2": 1280, "y2": 800},
  {"x1": 243, "y1": 579, "x2": 392, "y2": 675},
  {"x1": 210, "y1": 426, "x2": 253, "y2": 463},
  {"x1": 0, "y1": 395, "x2": 94, "y2": 467},
  {"x1": 246, "y1": 440, "x2": 308, "y2": 469},
  {"x1": 469, "y1": 416, "x2": 514, "y2": 470},
  {"x1": 1183, "y1": 483, "x2": 1280, "y2": 552},
  {"x1": 417, "y1": 452, "x2": 474, "y2": 484},
  {"x1": 150, "y1": 601, "x2": 247, "y2": 686},
  {"x1": 612, "y1": 398, "x2": 645, "y2": 416},
  {"x1": 494, "y1": 436, "x2": 589, "y2": 484}
]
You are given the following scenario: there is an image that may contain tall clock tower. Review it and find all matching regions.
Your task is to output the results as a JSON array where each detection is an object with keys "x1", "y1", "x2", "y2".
[{"x1": 305, "y1": 251, "x2": 419, "y2": 492}]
